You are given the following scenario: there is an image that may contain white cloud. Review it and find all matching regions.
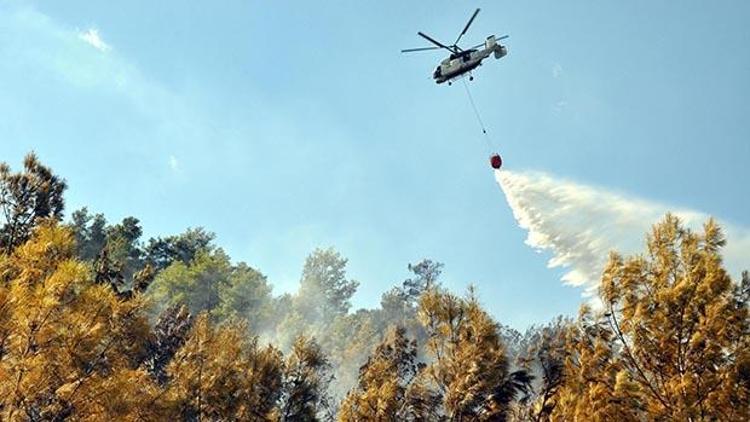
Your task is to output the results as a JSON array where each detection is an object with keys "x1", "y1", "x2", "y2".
[
  {"x1": 168, "y1": 155, "x2": 179, "y2": 172},
  {"x1": 552, "y1": 63, "x2": 563, "y2": 79},
  {"x1": 0, "y1": 5, "x2": 218, "y2": 178},
  {"x1": 78, "y1": 28, "x2": 111, "y2": 52},
  {"x1": 496, "y1": 169, "x2": 750, "y2": 298}
]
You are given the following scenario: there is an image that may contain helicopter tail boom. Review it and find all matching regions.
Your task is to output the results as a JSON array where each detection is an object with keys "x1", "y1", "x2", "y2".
[{"x1": 484, "y1": 35, "x2": 508, "y2": 59}]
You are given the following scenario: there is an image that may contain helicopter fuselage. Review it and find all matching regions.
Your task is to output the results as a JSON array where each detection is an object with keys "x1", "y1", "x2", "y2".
[{"x1": 433, "y1": 36, "x2": 507, "y2": 84}]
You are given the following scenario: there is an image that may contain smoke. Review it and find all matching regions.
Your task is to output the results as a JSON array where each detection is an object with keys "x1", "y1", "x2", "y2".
[{"x1": 496, "y1": 169, "x2": 750, "y2": 298}]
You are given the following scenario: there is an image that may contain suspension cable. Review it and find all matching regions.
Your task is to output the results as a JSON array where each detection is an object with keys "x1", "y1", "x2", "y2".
[{"x1": 462, "y1": 77, "x2": 494, "y2": 153}]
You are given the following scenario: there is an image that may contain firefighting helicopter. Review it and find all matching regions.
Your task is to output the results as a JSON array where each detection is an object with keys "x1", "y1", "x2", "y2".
[
  {"x1": 401, "y1": 8, "x2": 508, "y2": 86},
  {"x1": 401, "y1": 8, "x2": 507, "y2": 170}
]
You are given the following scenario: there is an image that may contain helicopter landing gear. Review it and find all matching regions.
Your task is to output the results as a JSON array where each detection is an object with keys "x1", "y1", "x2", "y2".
[
  {"x1": 469, "y1": 75, "x2": 474, "y2": 81},
  {"x1": 448, "y1": 81, "x2": 452, "y2": 86}
]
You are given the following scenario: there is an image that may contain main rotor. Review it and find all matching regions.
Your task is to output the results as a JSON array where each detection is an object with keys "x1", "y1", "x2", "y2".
[{"x1": 401, "y1": 8, "x2": 506, "y2": 54}]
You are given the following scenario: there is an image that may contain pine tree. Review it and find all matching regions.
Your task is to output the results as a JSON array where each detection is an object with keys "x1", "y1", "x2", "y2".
[
  {"x1": 0, "y1": 153, "x2": 67, "y2": 254},
  {"x1": 279, "y1": 336, "x2": 334, "y2": 421},
  {"x1": 418, "y1": 287, "x2": 532, "y2": 421},
  {"x1": 165, "y1": 314, "x2": 284, "y2": 420},
  {"x1": 511, "y1": 318, "x2": 569, "y2": 421},
  {"x1": 0, "y1": 222, "x2": 159, "y2": 419},
  {"x1": 552, "y1": 215, "x2": 750, "y2": 421},
  {"x1": 339, "y1": 326, "x2": 428, "y2": 421},
  {"x1": 142, "y1": 305, "x2": 193, "y2": 385},
  {"x1": 297, "y1": 248, "x2": 359, "y2": 320}
]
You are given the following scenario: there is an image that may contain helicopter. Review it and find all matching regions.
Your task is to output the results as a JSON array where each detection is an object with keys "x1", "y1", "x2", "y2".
[{"x1": 401, "y1": 8, "x2": 508, "y2": 85}]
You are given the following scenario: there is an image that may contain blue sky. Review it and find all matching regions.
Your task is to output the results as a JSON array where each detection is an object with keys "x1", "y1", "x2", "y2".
[{"x1": 2, "y1": 0, "x2": 749, "y2": 328}]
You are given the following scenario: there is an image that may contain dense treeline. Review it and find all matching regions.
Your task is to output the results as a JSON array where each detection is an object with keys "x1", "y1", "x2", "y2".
[{"x1": 0, "y1": 153, "x2": 747, "y2": 421}]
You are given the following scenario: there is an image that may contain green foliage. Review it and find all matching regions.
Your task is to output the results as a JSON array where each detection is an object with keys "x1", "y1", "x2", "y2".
[
  {"x1": 379, "y1": 259, "x2": 440, "y2": 346},
  {"x1": 297, "y1": 247, "x2": 359, "y2": 319},
  {"x1": 148, "y1": 248, "x2": 232, "y2": 315},
  {"x1": 68, "y1": 207, "x2": 147, "y2": 293},
  {"x1": 70, "y1": 207, "x2": 107, "y2": 261},
  {"x1": 104, "y1": 215, "x2": 144, "y2": 280},
  {"x1": 215, "y1": 262, "x2": 274, "y2": 332},
  {"x1": 70, "y1": 209, "x2": 218, "y2": 300},
  {"x1": 3, "y1": 154, "x2": 748, "y2": 421},
  {"x1": 148, "y1": 248, "x2": 273, "y2": 333},
  {"x1": 144, "y1": 227, "x2": 216, "y2": 271},
  {"x1": 403, "y1": 259, "x2": 443, "y2": 304},
  {"x1": 0, "y1": 153, "x2": 67, "y2": 254}
]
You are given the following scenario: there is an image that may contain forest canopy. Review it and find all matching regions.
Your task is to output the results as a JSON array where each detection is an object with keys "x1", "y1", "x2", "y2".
[{"x1": 0, "y1": 153, "x2": 747, "y2": 421}]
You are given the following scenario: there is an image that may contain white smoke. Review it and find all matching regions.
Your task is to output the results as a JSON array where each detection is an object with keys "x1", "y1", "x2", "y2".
[{"x1": 496, "y1": 169, "x2": 750, "y2": 298}]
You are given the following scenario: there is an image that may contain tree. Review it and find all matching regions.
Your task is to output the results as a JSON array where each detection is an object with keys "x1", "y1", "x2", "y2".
[
  {"x1": 105, "y1": 216, "x2": 144, "y2": 282},
  {"x1": 93, "y1": 244, "x2": 126, "y2": 292},
  {"x1": 165, "y1": 313, "x2": 284, "y2": 421},
  {"x1": 325, "y1": 311, "x2": 382, "y2": 396},
  {"x1": 0, "y1": 221, "x2": 161, "y2": 420},
  {"x1": 403, "y1": 259, "x2": 443, "y2": 305},
  {"x1": 142, "y1": 305, "x2": 193, "y2": 385},
  {"x1": 147, "y1": 249, "x2": 233, "y2": 316},
  {"x1": 511, "y1": 318, "x2": 569, "y2": 422},
  {"x1": 339, "y1": 326, "x2": 440, "y2": 421},
  {"x1": 280, "y1": 336, "x2": 334, "y2": 421},
  {"x1": 552, "y1": 215, "x2": 750, "y2": 421},
  {"x1": 147, "y1": 249, "x2": 273, "y2": 333},
  {"x1": 418, "y1": 287, "x2": 532, "y2": 421},
  {"x1": 0, "y1": 153, "x2": 67, "y2": 254},
  {"x1": 215, "y1": 262, "x2": 274, "y2": 333},
  {"x1": 69, "y1": 207, "x2": 107, "y2": 261},
  {"x1": 549, "y1": 305, "x2": 641, "y2": 422},
  {"x1": 296, "y1": 247, "x2": 359, "y2": 320},
  {"x1": 379, "y1": 259, "x2": 443, "y2": 343},
  {"x1": 69, "y1": 208, "x2": 152, "y2": 295},
  {"x1": 144, "y1": 227, "x2": 216, "y2": 271}
]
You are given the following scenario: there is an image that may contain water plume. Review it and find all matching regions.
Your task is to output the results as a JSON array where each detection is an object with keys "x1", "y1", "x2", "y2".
[{"x1": 496, "y1": 169, "x2": 750, "y2": 297}]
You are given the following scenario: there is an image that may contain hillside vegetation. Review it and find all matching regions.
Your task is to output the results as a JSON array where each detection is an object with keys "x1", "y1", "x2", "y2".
[{"x1": 0, "y1": 153, "x2": 747, "y2": 421}]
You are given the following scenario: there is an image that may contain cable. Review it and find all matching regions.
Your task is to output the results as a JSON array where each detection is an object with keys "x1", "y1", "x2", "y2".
[{"x1": 462, "y1": 77, "x2": 494, "y2": 154}]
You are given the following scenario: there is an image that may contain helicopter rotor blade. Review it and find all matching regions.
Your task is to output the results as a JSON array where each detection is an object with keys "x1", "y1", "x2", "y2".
[
  {"x1": 417, "y1": 32, "x2": 455, "y2": 52},
  {"x1": 454, "y1": 8, "x2": 480, "y2": 46},
  {"x1": 401, "y1": 46, "x2": 442, "y2": 53}
]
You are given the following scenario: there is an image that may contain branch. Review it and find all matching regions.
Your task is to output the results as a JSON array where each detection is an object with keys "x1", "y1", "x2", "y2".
[{"x1": 607, "y1": 302, "x2": 672, "y2": 412}]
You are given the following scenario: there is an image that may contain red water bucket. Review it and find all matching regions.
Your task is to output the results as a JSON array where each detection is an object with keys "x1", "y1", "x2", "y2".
[{"x1": 490, "y1": 154, "x2": 502, "y2": 169}]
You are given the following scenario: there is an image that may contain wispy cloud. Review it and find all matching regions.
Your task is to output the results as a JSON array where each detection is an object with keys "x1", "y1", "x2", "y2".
[
  {"x1": 496, "y1": 169, "x2": 750, "y2": 298},
  {"x1": 552, "y1": 63, "x2": 563, "y2": 79},
  {"x1": 0, "y1": 4, "x2": 214, "y2": 164},
  {"x1": 78, "y1": 28, "x2": 111, "y2": 52},
  {"x1": 553, "y1": 100, "x2": 568, "y2": 113},
  {"x1": 168, "y1": 155, "x2": 179, "y2": 172}
]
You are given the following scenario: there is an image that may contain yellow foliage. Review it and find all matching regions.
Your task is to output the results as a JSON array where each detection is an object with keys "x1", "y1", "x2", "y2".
[
  {"x1": 0, "y1": 222, "x2": 158, "y2": 420},
  {"x1": 165, "y1": 313, "x2": 284, "y2": 420},
  {"x1": 551, "y1": 215, "x2": 750, "y2": 421}
]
